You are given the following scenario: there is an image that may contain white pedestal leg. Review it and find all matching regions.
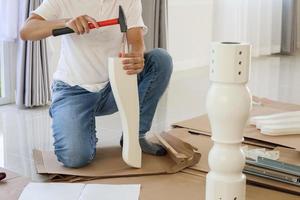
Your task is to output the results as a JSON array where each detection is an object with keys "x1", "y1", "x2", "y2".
[
  {"x1": 108, "y1": 57, "x2": 142, "y2": 168},
  {"x1": 205, "y1": 42, "x2": 252, "y2": 200}
]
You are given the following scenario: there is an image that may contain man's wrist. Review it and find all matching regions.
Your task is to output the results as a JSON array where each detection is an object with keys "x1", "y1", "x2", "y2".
[
  {"x1": 48, "y1": 19, "x2": 70, "y2": 36},
  {"x1": 61, "y1": 18, "x2": 70, "y2": 27}
]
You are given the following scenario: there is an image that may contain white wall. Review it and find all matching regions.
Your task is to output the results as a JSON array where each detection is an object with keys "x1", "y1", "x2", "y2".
[{"x1": 168, "y1": 0, "x2": 214, "y2": 71}]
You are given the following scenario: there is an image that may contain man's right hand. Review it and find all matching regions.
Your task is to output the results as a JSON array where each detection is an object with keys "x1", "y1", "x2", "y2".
[
  {"x1": 20, "y1": 14, "x2": 100, "y2": 41},
  {"x1": 66, "y1": 15, "x2": 99, "y2": 35}
]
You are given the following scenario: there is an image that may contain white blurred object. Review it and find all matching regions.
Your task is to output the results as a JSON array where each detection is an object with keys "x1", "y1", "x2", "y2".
[
  {"x1": 250, "y1": 111, "x2": 300, "y2": 125},
  {"x1": 206, "y1": 42, "x2": 252, "y2": 200},
  {"x1": 242, "y1": 146, "x2": 280, "y2": 161},
  {"x1": 261, "y1": 124, "x2": 300, "y2": 136},
  {"x1": 108, "y1": 57, "x2": 142, "y2": 168},
  {"x1": 250, "y1": 111, "x2": 300, "y2": 136},
  {"x1": 0, "y1": 0, "x2": 19, "y2": 41},
  {"x1": 255, "y1": 117, "x2": 300, "y2": 129}
]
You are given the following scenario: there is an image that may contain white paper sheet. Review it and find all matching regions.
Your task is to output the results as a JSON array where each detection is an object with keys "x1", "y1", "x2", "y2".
[
  {"x1": 18, "y1": 183, "x2": 84, "y2": 200},
  {"x1": 18, "y1": 183, "x2": 141, "y2": 200},
  {"x1": 79, "y1": 184, "x2": 141, "y2": 200}
]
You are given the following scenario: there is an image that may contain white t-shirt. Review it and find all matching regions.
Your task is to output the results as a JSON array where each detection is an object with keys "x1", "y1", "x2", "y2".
[{"x1": 33, "y1": 0, "x2": 147, "y2": 92}]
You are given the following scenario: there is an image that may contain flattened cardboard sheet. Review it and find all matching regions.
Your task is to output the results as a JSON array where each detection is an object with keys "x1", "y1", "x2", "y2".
[
  {"x1": 2, "y1": 169, "x2": 299, "y2": 200},
  {"x1": 0, "y1": 168, "x2": 30, "y2": 200},
  {"x1": 253, "y1": 97, "x2": 300, "y2": 112},
  {"x1": 84, "y1": 172, "x2": 300, "y2": 200},
  {"x1": 0, "y1": 167, "x2": 20, "y2": 181},
  {"x1": 274, "y1": 147, "x2": 300, "y2": 165},
  {"x1": 169, "y1": 128, "x2": 300, "y2": 195},
  {"x1": 33, "y1": 133, "x2": 200, "y2": 182},
  {"x1": 173, "y1": 98, "x2": 300, "y2": 151}
]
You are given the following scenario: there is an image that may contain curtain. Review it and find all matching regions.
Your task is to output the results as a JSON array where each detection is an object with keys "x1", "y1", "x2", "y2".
[
  {"x1": 281, "y1": 0, "x2": 298, "y2": 54},
  {"x1": 213, "y1": 0, "x2": 283, "y2": 57},
  {"x1": 141, "y1": 0, "x2": 169, "y2": 131},
  {"x1": 16, "y1": 0, "x2": 51, "y2": 108},
  {"x1": 141, "y1": 0, "x2": 168, "y2": 50}
]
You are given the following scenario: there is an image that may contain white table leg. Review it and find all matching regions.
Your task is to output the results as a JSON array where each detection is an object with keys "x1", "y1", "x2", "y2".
[{"x1": 108, "y1": 57, "x2": 142, "y2": 168}]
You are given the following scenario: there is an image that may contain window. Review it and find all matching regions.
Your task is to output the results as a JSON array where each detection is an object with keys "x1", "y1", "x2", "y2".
[
  {"x1": 0, "y1": 48, "x2": 2, "y2": 97},
  {"x1": 0, "y1": 41, "x2": 15, "y2": 105}
]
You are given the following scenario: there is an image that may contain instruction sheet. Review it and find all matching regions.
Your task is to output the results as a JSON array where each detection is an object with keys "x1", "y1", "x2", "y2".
[{"x1": 18, "y1": 183, "x2": 141, "y2": 200}]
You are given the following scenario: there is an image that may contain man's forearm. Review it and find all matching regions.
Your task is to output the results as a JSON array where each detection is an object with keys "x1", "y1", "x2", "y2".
[
  {"x1": 126, "y1": 28, "x2": 145, "y2": 55},
  {"x1": 129, "y1": 40, "x2": 145, "y2": 55},
  {"x1": 20, "y1": 18, "x2": 67, "y2": 41}
]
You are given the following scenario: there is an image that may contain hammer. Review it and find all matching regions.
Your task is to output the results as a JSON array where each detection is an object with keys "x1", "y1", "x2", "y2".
[{"x1": 52, "y1": 6, "x2": 127, "y2": 37}]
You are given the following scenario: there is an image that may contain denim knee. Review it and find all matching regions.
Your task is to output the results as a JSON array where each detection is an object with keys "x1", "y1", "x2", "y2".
[
  {"x1": 147, "y1": 48, "x2": 173, "y2": 78},
  {"x1": 55, "y1": 146, "x2": 95, "y2": 168}
]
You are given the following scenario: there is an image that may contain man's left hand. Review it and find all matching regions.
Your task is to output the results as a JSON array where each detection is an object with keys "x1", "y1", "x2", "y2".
[{"x1": 119, "y1": 52, "x2": 145, "y2": 75}]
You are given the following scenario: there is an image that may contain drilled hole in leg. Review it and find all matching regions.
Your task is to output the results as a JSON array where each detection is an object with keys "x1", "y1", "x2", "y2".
[
  {"x1": 238, "y1": 71, "x2": 242, "y2": 75},
  {"x1": 239, "y1": 61, "x2": 242, "y2": 65}
]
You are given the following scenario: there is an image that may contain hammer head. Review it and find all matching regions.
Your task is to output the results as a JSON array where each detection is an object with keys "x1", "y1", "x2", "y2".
[{"x1": 118, "y1": 6, "x2": 128, "y2": 33}]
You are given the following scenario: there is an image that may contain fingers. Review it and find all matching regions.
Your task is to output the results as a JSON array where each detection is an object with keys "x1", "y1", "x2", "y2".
[
  {"x1": 119, "y1": 52, "x2": 145, "y2": 74},
  {"x1": 78, "y1": 16, "x2": 90, "y2": 33},
  {"x1": 122, "y1": 57, "x2": 144, "y2": 65},
  {"x1": 74, "y1": 20, "x2": 85, "y2": 34},
  {"x1": 84, "y1": 15, "x2": 99, "y2": 29},
  {"x1": 126, "y1": 69, "x2": 143, "y2": 75},
  {"x1": 66, "y1": 15, "x2": 98, "y2": 35},
  {"x1": 122, "y1": 58, "x2": 144, "y2": 74},
  {"x1": 122, "y1": 52, "x2": 143, "y2": 58},
  {"x1": 66, "y1": 20, "x2": 80, "y2": 34},
  {"x1": 123, "y1": 63, "x2": 143, "y2": 71},
  {"x1": 122, "y1": 59, "x2": 144, "y2": 75}
]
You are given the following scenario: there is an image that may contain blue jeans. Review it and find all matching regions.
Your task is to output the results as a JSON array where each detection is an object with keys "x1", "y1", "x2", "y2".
[{"x1": 49, "y1": 48, "x2": 173, "y2": 168}]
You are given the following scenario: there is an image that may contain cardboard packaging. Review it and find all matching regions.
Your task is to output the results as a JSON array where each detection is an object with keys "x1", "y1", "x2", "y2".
[
  {"x1": 5, "y1": 97, "x2": 300, "y2": 199},
  {"x1": 0, "y1": 168, "x2": 30, "y2": 200},
  {"x1": 168, "y1": 128, "x2": 300, "y2": 195},
  {"x1": 33, "y1": 133, "x2": 201, "y2": 182},
  {"x1": 83, "y1": 172, "x2": 300, "y2": 200},
  {"x1": 4, "y1": 168, "x2": 300, "y2": 200},
  {"x1": 173, "y1": 98, "x2": 300, "y2": 151}
]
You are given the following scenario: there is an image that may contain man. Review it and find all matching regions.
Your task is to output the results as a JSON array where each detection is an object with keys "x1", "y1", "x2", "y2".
[{"x1": 20, "y1": 0, "x2": 173, "y2": 168}]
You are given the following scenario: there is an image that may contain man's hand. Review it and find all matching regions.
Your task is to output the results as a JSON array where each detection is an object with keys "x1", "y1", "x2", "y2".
[
  {"x1": 20, "y1": 14, "x2": 100, "y2": 40},
  {"x1": 120, "y1": 52, "x2": 145, "y2": 75},
  {"x1": 66, "y1": 15, "x2": 99, "y2": 35}
]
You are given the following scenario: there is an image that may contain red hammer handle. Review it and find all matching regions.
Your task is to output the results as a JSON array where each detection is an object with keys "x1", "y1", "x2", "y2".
[
  {"x1": 88, "y1": 18, "x2": 119, "y2": 29},
  {"x1": 53, "y1": 18, "x2": 120, "y2": 36}
]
